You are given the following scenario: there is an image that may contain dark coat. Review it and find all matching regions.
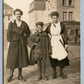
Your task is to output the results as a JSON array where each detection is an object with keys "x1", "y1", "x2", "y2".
[
  {"x1": 28, "y1": 32, "x2": 52, "y2": 65},
  {"x1": 6, "y1": 20, "x2": 31, "y2": 69},
  {"x1": 45, "y1": 22, "x2": 69, "y2": 45}
]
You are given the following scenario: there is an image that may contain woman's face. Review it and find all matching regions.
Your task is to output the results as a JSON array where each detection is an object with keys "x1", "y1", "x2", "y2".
[
  {"x1": 51, "y1": 15, "x2": 59, "y2": 23},
  {"x1": 15, "y1": 11, "x2": 22, "y2": 20},
  {"x1": 36, "y1": 25, "x2": 43, "y2": 33}
]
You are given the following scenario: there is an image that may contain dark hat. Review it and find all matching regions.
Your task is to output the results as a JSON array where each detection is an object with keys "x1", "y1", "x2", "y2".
[
  {"x1": 35, "y1": 22, "x2": 44, "y2": 27},
  {"x1": 50, "y1": 11, "x2": 59, "y2": 17},
  {"x1": 13, "y1": 9, "x2": 23, "y2": 15}
]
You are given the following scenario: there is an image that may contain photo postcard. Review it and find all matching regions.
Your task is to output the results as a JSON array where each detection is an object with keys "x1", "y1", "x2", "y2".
[{"x1": 1, "y1": 0, "x2": 83, "y2": 84}]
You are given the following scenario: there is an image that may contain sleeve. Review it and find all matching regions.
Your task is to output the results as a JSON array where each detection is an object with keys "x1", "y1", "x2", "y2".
[
  {"x1": 45, "y1": 24, "x2": 51, "y2": 34},
  {"x1": 27, "y1": 34, "x2": 35, "y2": 48},
  {"x1": 7, "y1": 22, "x2": 12, "y2": 42},
  {"x1": 25, "y1": 24, "x2": 31, "y2": 38},
  {"x1": 47, "y1": 35, "x2": 52, "y2": 54},
  {"x1": 23, "y1": 23, "x2": 31, "y2": 44},
  {"x1": 61, "y1": 22, "x2": 69, "y2": 44}
]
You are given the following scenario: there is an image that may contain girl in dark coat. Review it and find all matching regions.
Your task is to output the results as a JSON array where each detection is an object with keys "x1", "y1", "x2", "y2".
[
  {"x1": 6, "y1": 9, "x2": 30, "y2": 82},
  {"x1": 28, "y1": 22, "x2": 51, "y2": 80},
  {"x1": 45, "y1": 11, "x2": 69, "y2": 79}
]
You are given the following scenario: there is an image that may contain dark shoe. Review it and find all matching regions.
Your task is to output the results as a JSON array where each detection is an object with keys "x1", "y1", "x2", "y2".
[
  {"x1": 37, "y1": 76, "x2": 42, "y2": 81},
  {"x1": 60, "y1": 73, "x2": 67, "y2": 79},
  {"x1": 8, "y1": 75, "x2": 13, "y2": 82},
  {"x1": 52, "y1": 73, "x2": 57, "y2": 79},
  {"x1": 18, "y1": 75, "x2": 26, "y2": 82}
]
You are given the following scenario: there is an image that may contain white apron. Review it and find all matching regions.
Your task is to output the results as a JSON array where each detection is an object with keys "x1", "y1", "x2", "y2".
[{"x1": 50, "y1": 22, "x2": 67, "y2": 60}]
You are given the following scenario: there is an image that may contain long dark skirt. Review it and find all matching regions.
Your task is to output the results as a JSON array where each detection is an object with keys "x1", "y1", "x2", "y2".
[
  {"x1": 6, "y1": 40, "x2": 29, "y2": 69},
  {"x1": 49, "y1": 56, "x2": 69, "y2": 68}
]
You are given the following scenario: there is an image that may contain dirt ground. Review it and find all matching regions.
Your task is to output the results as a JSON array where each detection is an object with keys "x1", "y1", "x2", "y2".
[{"x1": 3, "y1": 44, "x2": 80, "y2": 84}]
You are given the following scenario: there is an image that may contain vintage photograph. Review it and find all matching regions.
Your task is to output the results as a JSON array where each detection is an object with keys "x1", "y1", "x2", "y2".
[{"x1": 3, "y1": 0, "x2": 80, "y2": 84}]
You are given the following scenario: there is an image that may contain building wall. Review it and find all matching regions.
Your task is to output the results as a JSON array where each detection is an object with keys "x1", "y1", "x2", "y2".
[
  {"x1": 34, "y1": 0, "x2": 46, "y2": 10},
  {"x1": 46, "y1": 0, "x2": 57, "y2": 11},
  {"x1": 29, "y1": 0, "x2": 46, "y2": 13},
  {"x1": 57, "y1": 0, "x2": 74, "y2": 21},
  {"x1": 4, "y1": 4, "x2": 13, "y2": 30},
  {"x1": 73, "y1": 0, "x2": 80, "y2": 21},
  {"x1": 45, "y1": 0, "x2": 80, "y2": 22},
  {"x1": 4, "y1": 8, "x2": 13, "y2": 16},
  {"x1": 28, "y1": 11, "x2": 36, "y2": 30}
]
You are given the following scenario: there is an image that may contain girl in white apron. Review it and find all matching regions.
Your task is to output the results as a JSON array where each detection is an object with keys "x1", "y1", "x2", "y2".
[{"x1": 45, "y1": 11, "x2": 69, "y2": 79}]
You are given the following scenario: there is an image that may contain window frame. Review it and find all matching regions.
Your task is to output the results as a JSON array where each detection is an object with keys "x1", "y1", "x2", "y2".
[
  {"x1": 63, "y1": 12, "x2": 67, "y2": 21},
  {"x1": 69, "y1": 12, "x2": 73, "y2": 21}
]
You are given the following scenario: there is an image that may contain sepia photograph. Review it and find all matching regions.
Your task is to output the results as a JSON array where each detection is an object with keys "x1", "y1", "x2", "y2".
[{"x1": 3, "y1": 0, "x2": 80, "y2": 84}]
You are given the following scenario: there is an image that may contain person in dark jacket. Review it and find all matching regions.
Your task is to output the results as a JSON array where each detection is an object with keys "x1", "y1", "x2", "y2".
[
  {"x1": 45, "y1": 11, "x2": 69, "y2": 79},
  {"x1": 6, "y1": 9, "x2": 30, "y2": 82},
  {"x1": 28, "y1": 22, "x2": 51, "y2": 80}
]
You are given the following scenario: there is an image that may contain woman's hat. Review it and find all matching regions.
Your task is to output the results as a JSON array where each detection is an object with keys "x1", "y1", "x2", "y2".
[
  {"x1": 13, "y1": 9, "x2": 23, "y2": 15},
  {"x1": 50, "y1": 11, "x2": 59, "y2": 17},
  {"x1": 35, "y1": 22, "x2": 44, "y2": 27}
]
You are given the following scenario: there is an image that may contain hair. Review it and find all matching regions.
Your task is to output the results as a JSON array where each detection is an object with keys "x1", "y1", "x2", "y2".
[
  {"x1": 35, "y1": 22, "x2": 44, "y2": 27},
  {"x1": 13, "y1": 9, "x2": 23, "y2": 15},
  {"x1": 50, "y1": 11, "x2": 59, "y2": 18}
]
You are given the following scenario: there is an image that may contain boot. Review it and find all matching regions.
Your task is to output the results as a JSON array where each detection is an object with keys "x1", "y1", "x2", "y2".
[
  {"x1": 42, "y1": 63, "x2": 48, "y2": 80},
  {"x1": 37, "y1": 60, "x2": 42, "y2": 81},
  {"x1": 8, "y1": 75, "x2": 13, "y2": 82},
  {"x1": 60, "y1": 67, "x2": 67, "y2": 79},
  {"x1": 37, "y1": 75, "x2": 42, "y2": 81},
  {"x1": 37, "y1": 69, "x2": 42, "y2": 81},
  {"x1": 52, "y1": 67, "x2": 57, "y2": 79},
  {"x1": 8, "y1": 69, "x2": 14, "y2": 82},
  {"x1": 18, "y1": 68, "x2": 26, "y2": 82}
]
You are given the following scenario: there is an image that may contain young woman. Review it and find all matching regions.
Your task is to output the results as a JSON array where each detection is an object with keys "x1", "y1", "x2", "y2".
[
  {"x1": 6, "y1": 9, "x2": 30, "y2": 82},
  {"x1": 45, "y1": 11, "x2": 69, "y2": 79}
]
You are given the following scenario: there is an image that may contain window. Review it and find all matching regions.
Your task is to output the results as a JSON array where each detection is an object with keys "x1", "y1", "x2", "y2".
[
  {"x1": 69, "y1": 0, "x2": 72, "y2": 6},
  {"x1": 62, "y1": 0, "x2": 66, "y2": 6},
  {"x1": 63, "y1": 12, "x2": 67, "y2": 21},
  {"x1": 69, "y1": 12, "x2": 73, "y2": 20},
  {"x1": 67, "y1": 28, "x2": 74, "y2": 35}
]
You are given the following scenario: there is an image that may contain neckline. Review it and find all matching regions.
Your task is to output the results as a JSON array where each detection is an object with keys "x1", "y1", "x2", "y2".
[
  {"x1": 52, "y1": 22, "x2": 60, "y2": 27},
  {"x1": 15, "y1": 20, "x2": 23, "y2": 28},
  {"x1": 54, "y1": 22, "x2": 60, "y2": 25}
]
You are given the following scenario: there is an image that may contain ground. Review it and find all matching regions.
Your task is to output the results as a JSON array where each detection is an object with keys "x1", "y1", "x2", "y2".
[{"x1": 4, "y1": 43, "x2": 80, "y2": 84}]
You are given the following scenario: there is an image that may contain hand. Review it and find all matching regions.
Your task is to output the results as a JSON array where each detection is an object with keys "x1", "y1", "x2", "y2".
[
  {"x1": 34, "y1": 43, "x2": 37, "y2": 45},
  {"x1": 48, "y1": 34, "x2": 52, "y2": 39},
  {"x1": 65, "y1": 44, "x2": 68, "y2": 50}
]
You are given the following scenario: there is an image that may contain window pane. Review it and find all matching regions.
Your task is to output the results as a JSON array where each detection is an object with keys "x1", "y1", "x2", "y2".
[
  {"x1": 69, "y1": 0, "x2": 72, "y2": 5},
  {"x1": 63, "y1": 12, "x2": 67, "y2": 21},
  {"x1": 62, "y1": 0, "x2": 66, "y2": 6},
  {"x1": 69, "y1": 12, "x2": 73, "y2": 20}
]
